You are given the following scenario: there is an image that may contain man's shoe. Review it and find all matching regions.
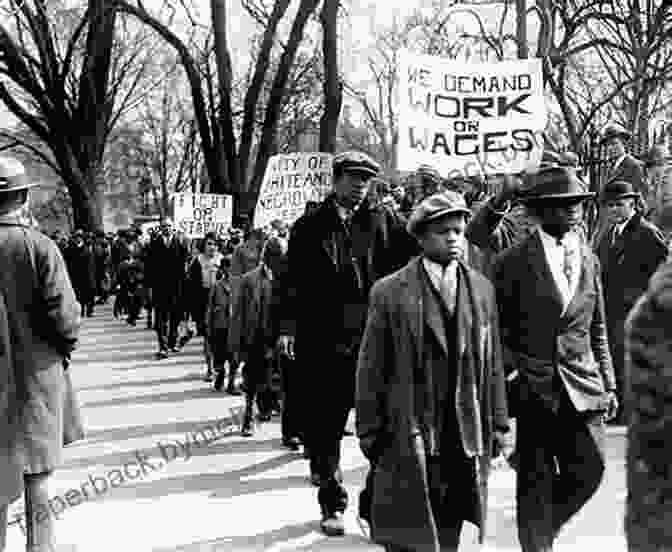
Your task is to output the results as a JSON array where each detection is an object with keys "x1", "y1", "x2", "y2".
[
  {"x1": 310, "y1": 471, "x2": 321, "y2": 486},
  {"x1": 342, "y1": 429, "x2": 354, "y2": 437},
  {"x1": 155, "y1": 350, "x2": 168, "y2": 360},
  {"x1": 257, "y1": 412, "x2": 271, "y2": 422},
  {"x1": 320, "y1": 512, "x2": 345, "y2": 537},
  {"x1": 303, "y1": 446, "x2": 310, "y2": 460},
  {"x1": 203, "y1": 370, "x2": 213, "y2": 383},
  {"x1": 241, "y1": 423, "x2": 254, "y2": 437},
  {"x1": 169, "y1": 346, "x2": 180, "y2": 353},
  {"x1": 282, "y1": 437, "x2": 300, "y2": 451}
]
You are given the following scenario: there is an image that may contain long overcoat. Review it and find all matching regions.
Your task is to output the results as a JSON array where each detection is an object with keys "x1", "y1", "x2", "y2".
[
  {"x1": 595, "y1": 213, "x2": 667, "y2": 406},
  {"x1": 356, "y1": 258, "x2": 508, "y2": 552},
  {"x1": 0, "y1": 217, "x2": 81, "y2": 475}
]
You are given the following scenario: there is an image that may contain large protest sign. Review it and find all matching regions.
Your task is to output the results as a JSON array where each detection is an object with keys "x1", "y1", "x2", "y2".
[
  {"x1": 253, "y1": 153, "x2": 332, "y2": 228},
  {"x1": 397, "y1": 50, "x2": 547, "y2": 178},
  {"x1": 173, "y1": 193, "x2": 233, "y2": 238}
]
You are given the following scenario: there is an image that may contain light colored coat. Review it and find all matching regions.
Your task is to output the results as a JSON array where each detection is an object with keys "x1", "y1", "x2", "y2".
[{"x1": 0, "y1": 218, "x2": 81, "y2": 475}]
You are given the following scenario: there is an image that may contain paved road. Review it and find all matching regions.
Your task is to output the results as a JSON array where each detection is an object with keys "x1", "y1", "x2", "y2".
[{"x1": 5, "y1": 305, "x2": 628, "y2": 551}]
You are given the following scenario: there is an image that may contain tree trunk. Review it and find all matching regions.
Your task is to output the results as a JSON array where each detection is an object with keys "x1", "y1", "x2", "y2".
[
  {"x1": 319, "y1": 0, "x2": 342, "y2": 153},
  {"x1": 210, "y1": 0, "x2": 238, "y2": 194},
  {"x1": 244, "y1": 0, "x2": 321, "y2": 219}
]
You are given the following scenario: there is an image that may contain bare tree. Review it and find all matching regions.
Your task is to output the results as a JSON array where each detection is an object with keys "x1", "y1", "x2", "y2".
[
  {"x1": 113, "y1": 0, "x2": 323, "y2": 221},
  {"x1": 0, "y1": 0, "x2": 168, "y2": 230},
  {"x1": 319, "y1": 0, "x2": 342, "y2": 153}
]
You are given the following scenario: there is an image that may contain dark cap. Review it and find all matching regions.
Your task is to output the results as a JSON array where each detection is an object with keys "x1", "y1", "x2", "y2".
[
  {"x1": 407, "y1": 191, "x2": 471, "y2": 236},
  {"x1": 519, "y1": 166, "x2": 594, "y2": 204},
  {"x1": 601, "y1": 124, "x2": 631, "y2": 144},
  {"x1": 0, "y1": 156, "x2": 36, "y2": 194},
  {"x1": 601, "y1": 179, "x2": 640, "y2": 203},
  {"x1": 332, "y1": 151, "x2": 380, "y2": 179},
  {"x1": 416, "y1": 164, "x2": 442, "y2": 186}
]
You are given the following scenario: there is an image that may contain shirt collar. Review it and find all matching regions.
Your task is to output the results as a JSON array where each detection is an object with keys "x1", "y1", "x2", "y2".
[
  {"x1": 538, "y1": 227, "x2": 579, "y2": 247},
  {"x1": 616, "y1": 212, "x2": 636, "y2": 233},
  {"x1": 613, "y1": 154, "x2": 626, "y2": 170}
]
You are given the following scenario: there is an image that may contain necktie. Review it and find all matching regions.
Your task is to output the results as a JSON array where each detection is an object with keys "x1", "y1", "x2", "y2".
[
  {"x1": 562, "y1": 240, "x2": 576, "y2": 289},
  {"x1": 440, "y1": 263, "x2": 457, "y2": 315}
]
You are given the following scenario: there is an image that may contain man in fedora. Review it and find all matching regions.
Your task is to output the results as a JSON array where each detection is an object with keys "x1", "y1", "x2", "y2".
[
  {"x1": 493, "y1": 165, "x2": 618, "y2": 552},
  {"x1": 595, "y1": 179, "x2": 667, "y2": 424},
  {"x1": 277, "y1": 151, "x2": 414, "y2": 536},
  {"x1": 0, "y1": 156, "x2": 81, "y2": 551},
  {"x1": 356, "y1": 190, "x2": 510, "y2": 552}
]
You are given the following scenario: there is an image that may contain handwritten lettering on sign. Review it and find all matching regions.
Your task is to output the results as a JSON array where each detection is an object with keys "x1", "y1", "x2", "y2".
[
  {"x1": 173, "y1": 193, "x2": 233, "y2": 239},
  {"x1": 397, "y1": 50, "x2": 547, "y2": 177},
  {"x1": 253, "y1": 153, "x2": 333, "y2": 229}
]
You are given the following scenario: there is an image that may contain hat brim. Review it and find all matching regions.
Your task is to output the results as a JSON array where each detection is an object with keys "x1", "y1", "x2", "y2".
[
  {"x1": 343, "y1": 167, "x2": 378, "y2": 180},
  {"x1": 519, "y1": 192, "x2": 595, "y2": 204},
  {"x1": 601, "y1": 132, "x2": 631, "y2": 143},
  {"x1": 600, "y1": 192, "x2": 640, "y2": 203},
  {"x1": 408, "y1": 206, "x2": 472, "y2": 235}
]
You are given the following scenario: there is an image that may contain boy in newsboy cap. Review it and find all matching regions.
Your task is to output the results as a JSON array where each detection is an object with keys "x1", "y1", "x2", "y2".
[{"x1": 357, "y1": 190, "x2": 510, "y2": 551}]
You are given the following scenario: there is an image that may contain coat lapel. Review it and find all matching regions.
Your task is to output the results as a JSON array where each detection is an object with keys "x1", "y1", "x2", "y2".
[
  {"x1": 399, "y1": 259, "x2": 424, "y2": 369},
  {"x1": 527, "y1": 233, "x2": 564, "y2": 314},
  {"x1": 563, "y1": 244, "x2": 592, "y2": 320},
  {"x1": 419, "y1": 262, "x2": 450, "y2": 358}
]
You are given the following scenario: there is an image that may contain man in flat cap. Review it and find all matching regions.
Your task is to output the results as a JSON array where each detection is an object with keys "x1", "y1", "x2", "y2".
[
  {"x1": 594, "y1": 179, "x2": 667, "y2": 424},
  {"x1": 356, "y1": 190, "x2": 510, "y2": 552},
  {"x1": 277, "y1": 150, "x2": 415, "y2": 536},
  {"x1": 493, "y1": 165, "x2": 618, "y2": 552},
  {"x1": 0, "y1": 156, "x2": 81, "y2": 551}
]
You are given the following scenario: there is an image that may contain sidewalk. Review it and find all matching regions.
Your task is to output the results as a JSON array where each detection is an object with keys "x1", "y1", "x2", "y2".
[{"x1": 4, "y1": 305, "x2": 627, "y2": 551}]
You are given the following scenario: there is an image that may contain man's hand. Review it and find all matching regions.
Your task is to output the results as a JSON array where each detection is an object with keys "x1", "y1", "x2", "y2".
[
  {"x1": 604, "y1": 390, "x2": 620, "y2": 422},
  {"x1": 277, "y1": 335, "x2": 295, "y2": 359},
  {"x1": 494, "y1": 429, "x2": 515, "y2": 459},
  {"x1": 492, "y1": 175, "x2": 521, "y2": 210}
]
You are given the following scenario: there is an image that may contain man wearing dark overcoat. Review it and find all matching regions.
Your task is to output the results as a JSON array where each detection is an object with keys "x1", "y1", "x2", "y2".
[
  {"x1": 277, "y1": 151, "x2": 415, "y2": 536},
  {"x1": 145, "y1": 219, "x2": 189, "y2": 359},
  {"x1": 594, "y1": 179, "x2": 667, "y2": 424},
  {"x1": 0, "y1": 156, "x2": 81, "y2": 551},
  {"x1": 356, "y1": 191, "x2": 510, "y2": 552},
  {"x1": 494, "y1": 165, "x2": 619, "y2": 552},
  {"x1": 593, "y1": 124, "x2": 648, "y2": 245}
]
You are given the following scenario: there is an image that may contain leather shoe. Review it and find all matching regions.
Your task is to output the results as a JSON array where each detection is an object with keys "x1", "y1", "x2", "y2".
[
  {"x1": 320, "y1": 512, "x2": 345, "y2": 536},
  {"x1": 310, "y1": 471, "x2": 321, "y2": 486},
  {"x1": 282, "y1": 437, "x2": 300, "y2": 451},
  {"x1": 241, "y1": 424, "x2": 254, "y2": 437}
]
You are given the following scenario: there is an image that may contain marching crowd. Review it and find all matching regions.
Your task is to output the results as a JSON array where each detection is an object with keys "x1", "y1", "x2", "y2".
[{"x1": 1, "y1": 123, "x2": 672, "y2": 552}]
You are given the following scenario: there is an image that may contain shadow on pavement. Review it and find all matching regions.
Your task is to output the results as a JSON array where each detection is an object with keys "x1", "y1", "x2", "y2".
[
  {"x1": 81, "y1": 386, "x2": 225, "y2": 408},
  {"x1": 76, "y1": 373, "x2": 204, "y2": 392},
  {"x1": 153, "y1": 520, "x2": 380, "y2": 551}
]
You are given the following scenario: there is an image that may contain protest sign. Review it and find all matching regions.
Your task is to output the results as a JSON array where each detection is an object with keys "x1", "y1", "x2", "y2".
[
  {"x1": 397, "y1": 50, "x2": 547, "y2": 178},
  {"x1": 173, "y1": 193, "x2": 233, "y2": 238},
  {"x1": 253, "y1": 153, "x2": 333, "y2": 228}
]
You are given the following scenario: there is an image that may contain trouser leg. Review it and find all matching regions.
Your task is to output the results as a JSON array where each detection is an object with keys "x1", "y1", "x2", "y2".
[
  {"x1": 280, "y1": 354, "x2": 299, "y2": 440},
  {"x1": 168, "y1": 307, "x2": 181, "y2": 349},
  {"x1": 516, "y1": 396, "x2": 557, "y2": 552},
  {"x1": 24, "y1": 472, "x2": 55, "y2": 552},
  {"x1": 155, "y1": 306, "x2": 168, "y2": 351},
  {"x1": 551, "y1": 400, "x2": 606, "y2": 533},
  {"x1": 0, "y1": 504, "x2": 7, "y2": 552},
  {"x1": 315, "y1": 398, "x2": 351, "y2": 515}
]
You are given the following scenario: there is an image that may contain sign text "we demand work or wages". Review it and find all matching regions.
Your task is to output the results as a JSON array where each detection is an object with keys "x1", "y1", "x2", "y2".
[{"x1": 397, "y1": 51, "x2": 547, "y2": 177}]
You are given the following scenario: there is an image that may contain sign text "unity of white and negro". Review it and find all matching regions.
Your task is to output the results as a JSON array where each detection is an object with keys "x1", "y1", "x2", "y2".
[
  {"x1": 254, "y1": 153, "x2": 332, "y2": 229},
  {"x1": 173, "y1": 193, "x2": 233, "y2": 238},
  {"x1": 397, "y1": 50, "x2": 547, "y2": 177}
]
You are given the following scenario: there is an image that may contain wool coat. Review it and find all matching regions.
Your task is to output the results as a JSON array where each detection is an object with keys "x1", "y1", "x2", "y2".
[
  {"x1": 0, "y1": 217, "x2": 81, "y2": 475},
  {"x1": 595, "y1": 213, "x2": 667, "y2": 407},
  {"x1": 356, "y1": 258, "x2": 508, "y2": 552},
  {"x1": 624, "y1": 261, "x2": 672, "y2": 551}
]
